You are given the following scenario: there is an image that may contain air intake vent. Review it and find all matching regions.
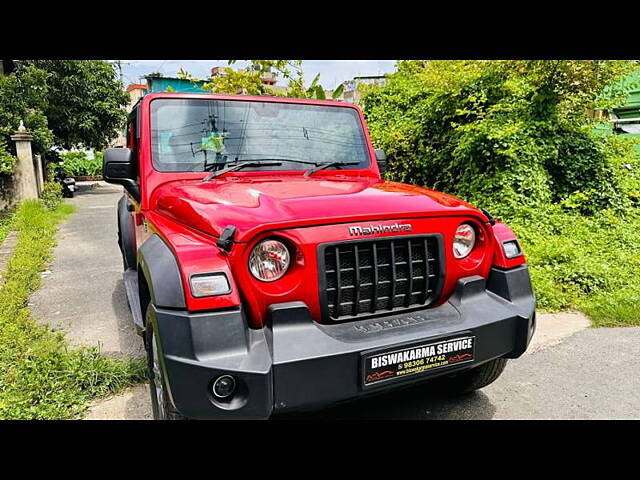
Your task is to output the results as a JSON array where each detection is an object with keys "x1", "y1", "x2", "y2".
[{"x1": 319, "y1": 235, "x2": 443, "y2": 322}]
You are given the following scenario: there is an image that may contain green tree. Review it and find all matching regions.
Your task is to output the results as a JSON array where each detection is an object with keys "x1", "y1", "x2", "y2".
[
  {"x1": 0, "y1": 64, "x2": 55, "y2": 153},
  {"x1": 0, "y1": 64, "x2": 55, "y2": 175},
  {"x1": 16, "y1": 60, "x2": 130, "y2": 150},
  {"x1": 199, "y1": 60, "x2": 343, "y2": 99},
  {"x1": 362, "y1": 60, "x2": 638, "y2": 218}
]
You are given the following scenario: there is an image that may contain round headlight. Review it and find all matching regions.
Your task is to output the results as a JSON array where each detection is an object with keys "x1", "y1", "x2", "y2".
[
  {"x1": 453, "y1": 223, "x2": 476, "y2": 259},
  {"x1": 249, "y1": 239, "x2": 291, "y2": 282}
]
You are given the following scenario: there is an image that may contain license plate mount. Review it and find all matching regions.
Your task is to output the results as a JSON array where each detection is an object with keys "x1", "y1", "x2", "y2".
[{"x1": 362, "y1": 335, "x2": 476, "y2": 387}]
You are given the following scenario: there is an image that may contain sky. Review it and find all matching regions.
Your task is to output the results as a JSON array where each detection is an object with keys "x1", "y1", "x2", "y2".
[{"x1": 118, "y1": 60, "x2": 398, "y2": 90}]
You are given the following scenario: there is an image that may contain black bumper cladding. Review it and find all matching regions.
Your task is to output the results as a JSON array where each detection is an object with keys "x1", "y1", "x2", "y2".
[{"x1": 151, "y1": 265, "x2": 536, "y2": 419}]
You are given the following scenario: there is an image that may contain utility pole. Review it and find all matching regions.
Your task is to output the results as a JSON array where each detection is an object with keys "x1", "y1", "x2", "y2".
[{"x1": 111, "y1": 60, "x2": 130, "y2": 84}]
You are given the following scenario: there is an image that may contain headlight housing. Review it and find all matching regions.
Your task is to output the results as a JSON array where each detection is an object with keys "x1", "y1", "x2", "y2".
[
  {"x1": 453, "y1": 223, "x2": 476, "y2": 259},
  {"x1": 249, "y1": 239, "x2": 291, "y2": 282}
]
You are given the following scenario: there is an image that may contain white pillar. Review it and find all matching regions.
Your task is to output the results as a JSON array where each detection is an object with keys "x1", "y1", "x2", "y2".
[
  {"x1": 10, "y1": 121, "x2": 38, "y2": 201},
  {"x1": 34, "y1": 154, "x2": 44, "y2": 194}
]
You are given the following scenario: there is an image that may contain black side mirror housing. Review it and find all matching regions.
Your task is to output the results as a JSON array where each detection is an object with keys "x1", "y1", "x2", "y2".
[
  {"x1": 103, "y1": 148, "x2": 140, "y2": 201},
  {"x1": 375, "y1": 149, "x2": 387, "y2": 176}
]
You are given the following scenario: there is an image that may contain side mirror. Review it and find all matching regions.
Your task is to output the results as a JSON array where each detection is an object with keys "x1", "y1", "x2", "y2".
[
  {"x1": 375, "y1": 149, "x2": 387, "y2": 176},
  {"x1": 103, "y1": 148, "x2": 140, "y2": 201}
]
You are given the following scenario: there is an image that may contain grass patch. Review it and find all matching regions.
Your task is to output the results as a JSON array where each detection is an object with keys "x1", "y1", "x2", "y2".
[
  {"x1": 0, "y1": 200, "x2": 146, "y2": 419},
  {"x1": 511, "y1": 206, "x2": 640, "y2": 328},
  {"x1": 0, "y1": 209, "x2": 14, "y2": 246}
]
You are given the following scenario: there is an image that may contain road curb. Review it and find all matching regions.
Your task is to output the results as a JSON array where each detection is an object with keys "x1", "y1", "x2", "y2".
[{"x1": 526, "y1": 311, "x2": 591, "y2": 354}]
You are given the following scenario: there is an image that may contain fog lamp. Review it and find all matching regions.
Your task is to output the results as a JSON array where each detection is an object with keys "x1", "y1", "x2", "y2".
[
  {"x1": 212, "y1": 375, "x2": 237, "y2": 399},
  {"x1": 189, "y1": 273, "x2": 231, "y2": 298}
]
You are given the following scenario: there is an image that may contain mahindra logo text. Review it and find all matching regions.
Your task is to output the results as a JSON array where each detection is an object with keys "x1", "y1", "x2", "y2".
[{"x1": 348, "y1": 223, "x2": 412, "y2": 236}]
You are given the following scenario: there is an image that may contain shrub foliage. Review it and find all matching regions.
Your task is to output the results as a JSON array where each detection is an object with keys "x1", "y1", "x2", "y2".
[
  {"x1": 57, "y1": 151, "x2": 103, "y2": 177},
  {"x1": 40, "y1": 182, "x2": 63, "y2": 210},
  {"x1": 363, "y1": 61, "x2": 640, "y2": 326},
  {"x1": 363, "y1": 60, "x2": 638, "y2": 216}
]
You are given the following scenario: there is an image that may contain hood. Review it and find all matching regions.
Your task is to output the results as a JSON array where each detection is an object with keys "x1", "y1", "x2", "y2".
[{"x1": 152, "y1": 175, "x2": 484, "y2": 242}]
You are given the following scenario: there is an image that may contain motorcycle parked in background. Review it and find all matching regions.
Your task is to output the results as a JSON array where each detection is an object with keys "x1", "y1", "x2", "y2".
[{"x1": 54, "y1": 161, "x2": 76, "y2": 198}]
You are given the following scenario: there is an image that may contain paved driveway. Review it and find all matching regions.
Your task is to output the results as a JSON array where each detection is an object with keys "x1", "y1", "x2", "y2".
[
  {"x1": 31, "y1": 182, "x2": 144, "y2": 359},
  {"x1": 290, "y1": 326, "x2": 640, "y2": 420},
  {"x1": 31, "y1": 182, "x2": 640, "y2": 420}
]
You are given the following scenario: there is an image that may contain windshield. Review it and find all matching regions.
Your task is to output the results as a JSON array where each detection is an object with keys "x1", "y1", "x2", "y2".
[{"x1": 150, "y1": 98, "x2": 371, "y2": 173}]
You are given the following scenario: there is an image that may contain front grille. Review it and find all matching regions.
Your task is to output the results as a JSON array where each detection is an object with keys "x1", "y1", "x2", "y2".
[{"x1": 319, "y1": 235, "x2": 443, "y2": 322}]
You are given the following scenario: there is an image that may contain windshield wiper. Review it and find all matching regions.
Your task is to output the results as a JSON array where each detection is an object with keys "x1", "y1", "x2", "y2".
[
  {"x1": 203, "y1": 161, "x2": 282, "y2": 182},
  {"x1": 240, "y1": 158, "x2": 321, "y2": 166},
  {"x1": 303, "y1": 161, "x2": 361, "y2": 177}
]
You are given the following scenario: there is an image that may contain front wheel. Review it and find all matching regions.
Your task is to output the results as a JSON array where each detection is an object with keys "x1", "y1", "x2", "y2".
[
  {"x1": 145, "y1": 305, "x2": 185, "y2": 420},
  {"x1": 433, "y1": 358, "x2": 508, "y2": 395}
]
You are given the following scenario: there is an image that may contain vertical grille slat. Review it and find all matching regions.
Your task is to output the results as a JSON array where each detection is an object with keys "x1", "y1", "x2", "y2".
[
  {"x1": 389, "y1": 241, "x2": 396, "y2": 310},
  {"x1": 406, "y1": 241, "x2": 414, "y2": 307},
  {"x1": 353, "y1": 245, "x2": 360, "y2": 316},
  {"x1": 423, "y1": 238, "x2": 430, "y2": 303},
  {"x1": 334, "y1": 246, "x2": 341, "y2": 317},
  {"x1": 322, "y1": 235, "x2": 441, "y2": 322},
  {"x1": 371, "y1": 243, "x2": 378, "y2": 313}
]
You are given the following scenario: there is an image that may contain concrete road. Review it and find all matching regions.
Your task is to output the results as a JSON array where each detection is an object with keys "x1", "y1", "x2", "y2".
[
  {"x1": 32, "y1": 182, "x2": 640, "y2": 420},
  {"x1": 31, "y1": 182, "x2": 145, "y2": 360},
  {"x1": 290, "y1": 326, "x2": 640, "y2": 420}
]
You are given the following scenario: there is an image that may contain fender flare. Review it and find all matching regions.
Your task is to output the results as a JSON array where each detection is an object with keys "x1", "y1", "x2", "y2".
[
  {"x1": 117, "y1": 195, "x2": 137, "y2": 270},
  {"x1": 138, "y1": 234, "x2": 186, "y2": 309}
]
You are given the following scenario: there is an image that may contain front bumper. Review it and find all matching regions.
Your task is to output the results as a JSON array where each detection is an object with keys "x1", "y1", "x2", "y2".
[{"x1": 150, "y1": 265, "x2": 535, "y2": 419}]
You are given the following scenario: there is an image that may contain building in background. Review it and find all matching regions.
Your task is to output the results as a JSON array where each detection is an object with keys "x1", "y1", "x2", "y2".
[
  {"x1": 610, "y1": 67, "x2": 640, "y2": 141},
  {"x1": 144, "y1": 66, "x2": 287, "y2": 95},
  {"x1": 337, "y1": 75, "x2": 388, "y2": 104},
  {"x1": 126, "y1": 83, "x2": 148, "y2": 107},
  {"x1": 594, "y1": 65, "x2": 640, "y2": 152},
  {"x1": 112, "y1": 83, "x2": 149, "y2": 147},
  {"x1": 145, "y1": 73, "x2": 207, "y2": 93}
]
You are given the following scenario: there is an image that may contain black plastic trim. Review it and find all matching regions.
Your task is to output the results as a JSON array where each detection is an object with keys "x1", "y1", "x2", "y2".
[
  {"x1": 138, "y1": 234, "x2": 186, "y2": 309},
  {"x1": 151, "y1": 305, "x2": 273, "y2": 419},
  {"x1": 151, "y1": 264, "x2": 535, "y2": 419},
  {"x1": 117, "y1": 195, "x2": 137, "y2": 270}
]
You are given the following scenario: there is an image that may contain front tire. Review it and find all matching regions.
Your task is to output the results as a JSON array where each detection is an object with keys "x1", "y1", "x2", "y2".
[
  {"x1": 145, "y1": 304, "x2": 185, "y2": 420},
  {"x1": 434, "y1": 358, "x2": 508, "y2": 395}
]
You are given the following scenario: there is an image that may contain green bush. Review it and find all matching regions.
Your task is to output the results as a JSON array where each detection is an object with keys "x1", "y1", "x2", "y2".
[
  {"x1": 0, "y1": 201, "x2": 145, "y2": 419},
  {"x1": 0, "y1": 140, "x2": 16, "y2": 177},
  {"x1": 57, "y1": 151, "x2": 102, "y2": 177},
  {"x1": 363, "y1": 61, "x2": 638, "y2": 218},
  {"x1": 40, "y1": 182, "x2": 62, "y2": 210},
  {"x1": 362, "y1": 61, "x2": 640, "y2": 326}
]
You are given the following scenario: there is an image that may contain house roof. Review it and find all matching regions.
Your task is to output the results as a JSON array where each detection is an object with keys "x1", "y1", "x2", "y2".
[{"x1": 126, "y1": 83, "x2": 148, "y2": 92}]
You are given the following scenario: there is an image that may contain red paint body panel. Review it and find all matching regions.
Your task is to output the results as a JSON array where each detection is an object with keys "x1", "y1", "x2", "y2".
[
  {"x1": 127, "y1": 93, "x2": 525, "y2": 327},
  {"x1": 226, "y1": 216, "x2": 494, "y2": 328},
  {"x1": 151, "y1": 177, "x2": 487, "y2": 242},
  {"x1": 491, "y1": 221, "x2": 527, "y2": 269}
]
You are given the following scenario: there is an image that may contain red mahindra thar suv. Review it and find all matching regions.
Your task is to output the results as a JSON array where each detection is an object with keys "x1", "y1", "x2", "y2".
[{"x1": 103, "y1": 93, "x2": 536, "y2": 419}]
